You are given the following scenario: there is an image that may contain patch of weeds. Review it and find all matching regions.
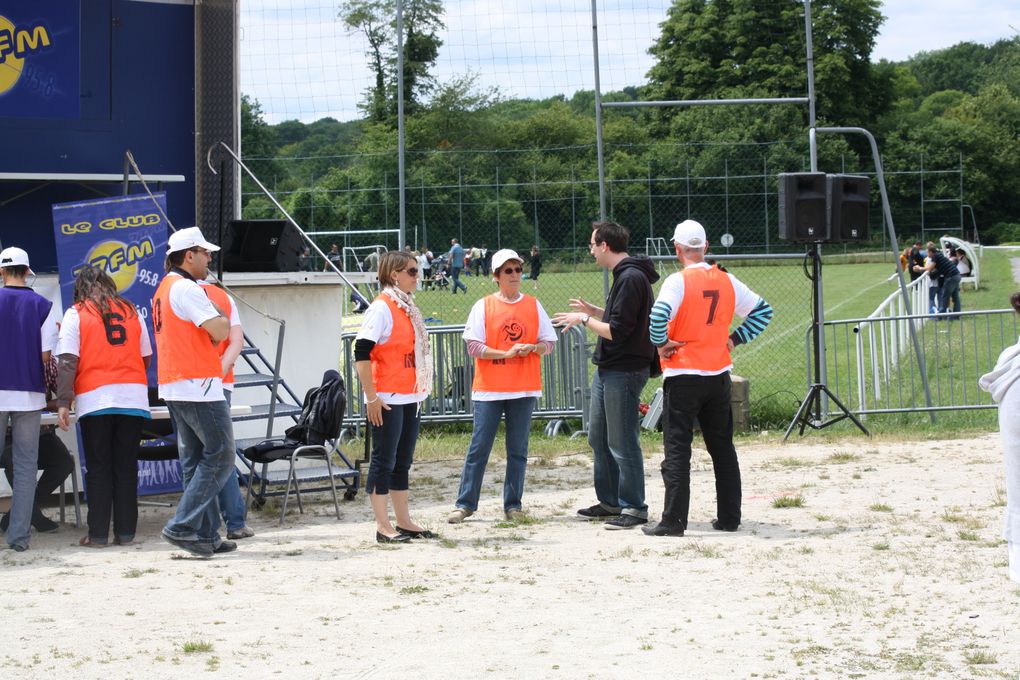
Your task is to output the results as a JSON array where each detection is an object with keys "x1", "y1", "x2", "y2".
[
  {"x1": 438, "y1": 537, "x2": 458, "y2": 549},
  {"x1": 206, "y1": 656, "x2": 220, "y2": 672},
  {"x1": 963, "y1": 649, "x2": 996, "y2": 665},
  {"x1": 826, "y1": 452, "x2": 860, "y2": 464},
  {"x1": 685, "y1": 542, "x2": 722, "y2": 559},
  {"x1": 957, "y1": 530, "x2": 980, "y2": 541},
  {"x1": 872, "y1": 542, "x2": 890, "y2": 551},
  {"x1": 399, "y1": 585, "x2": 429, "y2": 595},
  {"x1": 851, "y1": 472, "x2": 862, "y2": 480},
  {"x1": 813, "y1": 514, "x2": 831, "y2": 522},
  {"x1": 893, "y1": 653, "x2": 926, "y2": 672},
  {"x1": 122, "y1": 568, "x2": 158, "y2": 579},
  {"x1": 639, "y1": 643, "x2": 653, "y2": 651},
  {"x1": 772, "y1": 494, "x2": 805, "y2": 509},
  {"x1": 991, "y1": 485, "x2": 1006, "y2": 508},
  {"x1": 776, "y1": 457, "x2": 810, "y2": 468},
  {"x1": 181, "y1": 641, "x2": 214, "y2": 654},
  {"x1": 493, "y1": 514, "x2": 545, "y2": 529},
  {"x1": 868, "y1": 503, "x2": 893, "y2": 513},
  {"x1": 283, "y1": 549, "x2": 303, "y2": 557}
]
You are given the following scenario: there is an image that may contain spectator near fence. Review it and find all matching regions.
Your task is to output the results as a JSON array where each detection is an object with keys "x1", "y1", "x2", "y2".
[
  {"x1": 553, "y1": 222, "x2": 659, "y2": 531},
  {"x1": 644, "y1": 220, "x2": 773, "y2": 538},
  {"x1": 917, "y1": 241, "x2": 961, "y2": 317},
  {"x1": 448, "y1": 239, "x2": 468, "y2": 295},
  {"x1": 0, "y1": 246, "x2": 58, "y2": 552},
  {"x1": 979, "y1": 292, "x2": 1020, "y2": 584},
  {"x1": 448, "y1": 249, "x2": 557, "y2": 524}
]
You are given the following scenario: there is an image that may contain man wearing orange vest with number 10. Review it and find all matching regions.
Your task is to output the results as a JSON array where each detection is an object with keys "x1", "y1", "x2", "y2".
[
  {"x1": 644, "y1": 220, "x2": 773, "y2": 538},
  {"x1": 152, "y1": 227, "x2": 233, "y2": 558}
]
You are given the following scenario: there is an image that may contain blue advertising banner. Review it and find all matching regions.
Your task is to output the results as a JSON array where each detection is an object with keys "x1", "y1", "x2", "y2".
[
  {"x1": 0, "y1": 0, "x2": 80, "y2": 119},
  {"x1": 51, "y1": 193, "x2": 182, "y2": 496}
]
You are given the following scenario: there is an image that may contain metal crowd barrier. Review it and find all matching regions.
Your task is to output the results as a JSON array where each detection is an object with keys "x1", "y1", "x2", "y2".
[
  {"x1": 823, "y1": 308, "x2": 1019, "y2": 416},
  {"x1": 339, "y1": 324, "x2": 591, "y2": 433}
]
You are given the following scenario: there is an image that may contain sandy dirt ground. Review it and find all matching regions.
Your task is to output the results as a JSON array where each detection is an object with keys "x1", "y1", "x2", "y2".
[{"x1": 3, "y1": 433, "x2": 1018, "y2": 680}]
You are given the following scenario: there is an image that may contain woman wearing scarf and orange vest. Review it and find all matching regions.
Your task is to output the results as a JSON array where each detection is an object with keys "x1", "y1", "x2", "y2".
[
  {"x1": 447, "y1": 249, "x2": 557, "y2": 524},
  {"x1": 56, "y1": 267, "x2": 152, "y2": 547},
  {"x1": 354, "y1": 251, "x2": 434, "y2": 543}
]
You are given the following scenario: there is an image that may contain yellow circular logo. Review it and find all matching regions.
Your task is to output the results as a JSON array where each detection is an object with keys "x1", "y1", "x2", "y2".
[
  {"x1": 0, "y1": 16, "x2": 25, "y2": 95},
  {"x1": 86, "y1": 240, "x2": 139, "y2": 294}
]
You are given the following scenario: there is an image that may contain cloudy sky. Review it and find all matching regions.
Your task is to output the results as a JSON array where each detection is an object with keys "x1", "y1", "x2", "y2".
[{"x1": 239, "y1": 1, "x2": 1019, "y2": 123}]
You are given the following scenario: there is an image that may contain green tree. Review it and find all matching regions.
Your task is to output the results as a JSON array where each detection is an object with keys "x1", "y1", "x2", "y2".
[{"x1": 339, "y1": 0, "x2": 444, "y2": 121}]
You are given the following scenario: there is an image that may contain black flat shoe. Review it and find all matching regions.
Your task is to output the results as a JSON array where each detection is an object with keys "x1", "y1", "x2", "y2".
[
  {"x1": 396, "y1": 526, "x2": 437, "y2": 539},
  {"x1": 711, "y1": 519, "x2": 740, "y2": 532},
  {"x1": 376, "y1": 531, "x2": 411, "y2": 544},
  {"x1": 641, "y1": 522, "x2": 685, "y2": 537}
]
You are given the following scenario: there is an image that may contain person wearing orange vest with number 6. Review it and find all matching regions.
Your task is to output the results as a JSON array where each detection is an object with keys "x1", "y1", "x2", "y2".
[
  {"x1": 644, "y1": 220, "x2": 773, "y2": 538},
  {"x1": 447, "y1": 250, "x2": 557, "y2": 524},
  {"x1": 55, "y1": 267, "x2": 152, "y2": 548},
  {"x1": 354, "y1": 251, "x2": 434, "y2": 544}
]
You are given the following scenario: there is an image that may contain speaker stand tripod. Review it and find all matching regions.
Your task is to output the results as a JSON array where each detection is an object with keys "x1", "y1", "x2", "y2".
[{"x1": 784, "y1": 244, "x2": 869, "y2": 440}]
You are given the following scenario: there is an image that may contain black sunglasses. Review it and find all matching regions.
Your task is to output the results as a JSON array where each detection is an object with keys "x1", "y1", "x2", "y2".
[
  {"x1": 400, "y1": 267, "x2": 419, "y2": 275},
  {"x1": 500, "y1": 266, "x2": 523, "y2": 274}
]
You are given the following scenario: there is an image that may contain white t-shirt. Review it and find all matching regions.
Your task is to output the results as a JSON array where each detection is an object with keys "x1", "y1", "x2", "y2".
[
  {"x1": 198, "y1": 282, "x2": 242, "y2": 392},
  {"x1": 355, "y1": 298, "x2": 427, "y2": 405},
  {"x1": 416, "y1": 253, "x2": 429, "y2": 272},
  {"x1": 0, "y1": 295, "x2": 59, "y2": 412},
  {"x1": 57, "y1": 306, "x2": 152, "y2": 416},
  {"x1": 463, "y1": 293, "x2": 557, "y2": 401},
  {"x1": 158, "y1": 276, "x2": 225, "y2": 402},
  {"x1": 655, "y1": 262, "x2": 762, "y2": 378}
]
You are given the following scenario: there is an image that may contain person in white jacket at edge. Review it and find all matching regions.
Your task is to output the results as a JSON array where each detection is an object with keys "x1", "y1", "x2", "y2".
[{"x1": 979, "y1": 291, "x2": 1020, "y2": 584}]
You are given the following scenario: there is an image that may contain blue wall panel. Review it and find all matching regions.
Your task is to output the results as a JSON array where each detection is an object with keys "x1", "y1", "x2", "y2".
[{"x1": 0, "y1": 0, "x2": 195, "y2": 272}]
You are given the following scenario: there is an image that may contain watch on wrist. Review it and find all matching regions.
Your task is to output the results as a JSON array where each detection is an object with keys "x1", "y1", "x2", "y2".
[{"x1": 582, "y1": 314, "x2": 590, "y2": 326}]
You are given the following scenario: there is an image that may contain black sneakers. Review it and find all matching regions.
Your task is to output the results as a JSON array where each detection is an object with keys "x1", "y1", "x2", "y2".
[
  {"x1": 642, "y1": 522, "x2": 685, "y2": 537},
  {"x1": 576, "y1": 504, "x2": 620, "y2": 519},
  {"x1": 161, "y1": 531, "x2": 214, "y2": 558},
  {"x1": 711, "y1": 519, "x2": 740, "y2": 532},
  {"x1": 604, "y1": 514, "x2": 647, "y2": 530}
]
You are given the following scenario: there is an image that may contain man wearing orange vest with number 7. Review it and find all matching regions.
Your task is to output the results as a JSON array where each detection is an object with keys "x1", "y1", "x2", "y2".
[
  {"x1": 644, "y1": 220, "x2": 773, "y2": 537},
  {"x1": 152, "y1": 227, "x2": 234, "y2": 558}
]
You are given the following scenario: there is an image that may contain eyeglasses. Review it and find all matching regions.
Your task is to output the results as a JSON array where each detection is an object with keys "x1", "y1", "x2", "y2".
[
  {"x1": 589, "y1": 241, "x2": 600, "y2": 250},
  {"x1": 400, "y1": 267, "x2": 419, "y2": 276},
  {"x1": 500, "y1": 266, "x2": 523, "y2": 275}
]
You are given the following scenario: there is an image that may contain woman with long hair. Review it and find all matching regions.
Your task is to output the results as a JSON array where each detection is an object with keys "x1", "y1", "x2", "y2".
[
  {"x1": 979, "y1": 292, "x2": 1020, "y2": 583},
  {"x1": 56, "y1": 266, "x2": 151, "y2": 547},
  {"x1": 354, "y1": 251, "x2": 434, "y2": 543},
  {"x1": 448, "y1": 249, "x2": 557, "y2": 523}
]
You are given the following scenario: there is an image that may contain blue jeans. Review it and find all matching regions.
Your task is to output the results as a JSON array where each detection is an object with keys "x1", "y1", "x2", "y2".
[
  {"x1": 939, "y1": 274, "x2": 962, "y2": 317},
  {"x1": 588, "y1": 368, "x2": 649, "y2": 518},
  {"x1": 367, "y1": 402, "x2": 420, "y2": 495},
  {"x1": 0, "y1": 410, "x2": 40, "y2": 550},
  {"x1": 455, "y1": 397, "x2": 536, "y2": 512},
  {"x1": 217, "y1": 391, "x2": 246, "y2": 531},
  {"x1": 450, "y1": 267, "x2": 468, "y2": 294},
  {"x1": 163, "y1": 400, "x2": 236, "y2": 547}
]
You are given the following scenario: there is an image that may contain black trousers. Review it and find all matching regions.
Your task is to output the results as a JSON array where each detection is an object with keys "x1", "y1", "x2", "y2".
[
  {"x1": 660, "y1": 372, "x2": 741, "y2": 529},
  {"x1": 2, "y1": 428, "x2": 75, "y2": 512},
  {"x1": 79, "y1": 414, "x2": 144, "y2": 542}
]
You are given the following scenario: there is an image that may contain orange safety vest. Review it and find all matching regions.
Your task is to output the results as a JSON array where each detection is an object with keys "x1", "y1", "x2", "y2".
[
  {"x1": 370, "y1": 295, "x2": 417, "y2": 394},
  {"x1": 201, "y1": 282, "x2": 235, "y2": 385},
  {"x1": 472, "y1": 294, "x2": 542, "y2": 393},
  {"x1": 73, "y1": 300, "x2": 147, "y2": 394},
  {"x1": 152, "y1": 274, "x2": 223, "y2": 384},
  {"x1": 661, "y1": 265, "x2": 736, "y2": 373}
]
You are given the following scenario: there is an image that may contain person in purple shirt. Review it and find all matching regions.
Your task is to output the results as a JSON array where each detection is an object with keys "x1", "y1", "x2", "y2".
[{"x1": 0, "y1": 247, "x2": 59, "y2": 552}]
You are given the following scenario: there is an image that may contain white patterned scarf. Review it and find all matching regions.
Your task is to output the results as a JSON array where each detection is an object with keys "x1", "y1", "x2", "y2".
[{"x1": 382, "y1": 286, "x2": 433, "y2": 397}]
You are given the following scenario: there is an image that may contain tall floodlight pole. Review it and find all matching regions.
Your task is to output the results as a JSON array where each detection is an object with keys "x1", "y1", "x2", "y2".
[
  {"x1": 590, "y1": 0, "x2": 610, "y2": 298},
  {"x1": 396, "y1": 0, "x2": 407, "y2": 250}
]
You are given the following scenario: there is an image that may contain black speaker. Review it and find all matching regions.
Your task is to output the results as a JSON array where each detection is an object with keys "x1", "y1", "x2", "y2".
[
  {"x1": 827, "y1": 174, "x2": 870, "y2": 242},
  {"x1": 778, "y1": 172, "x2": 828, "y2": 242},
  {"x1": 220, "y1": 219, "x2": 304, "y2": 272}
]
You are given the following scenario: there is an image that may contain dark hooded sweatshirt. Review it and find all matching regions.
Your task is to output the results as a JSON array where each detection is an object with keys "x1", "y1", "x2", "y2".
[{"x1": 592, "y1": 255, "x2": 660, "y2": 373}]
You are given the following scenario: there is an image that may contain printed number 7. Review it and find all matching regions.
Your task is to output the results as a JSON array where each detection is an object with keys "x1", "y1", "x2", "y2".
[{"x1": 703, "y1": 290, "x2": 719, "y2": 325}]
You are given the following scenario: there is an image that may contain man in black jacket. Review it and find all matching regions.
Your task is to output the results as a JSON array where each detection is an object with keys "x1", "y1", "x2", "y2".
[{"x1": 554, "y1": 221, "x2": 659, "y2": 530}]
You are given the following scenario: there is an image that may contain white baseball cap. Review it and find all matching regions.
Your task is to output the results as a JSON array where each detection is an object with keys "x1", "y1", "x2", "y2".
[
  {"x1": 0, "y1": 246, "x2": 33, "y2": 273},
  {"x1": 672, "y1": 219, "x2": 707, "y2": 249},
  {"x1": 491, "y1": 249, "x2": 523, "y2": 273},
  {"x1": 166, "y1": 226, "x2": 220, "y2": 255}
]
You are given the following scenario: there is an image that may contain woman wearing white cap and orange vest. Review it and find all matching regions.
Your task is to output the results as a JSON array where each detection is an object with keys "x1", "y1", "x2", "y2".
[
  {"x1": 354, "y1": 250, "x2": 434, "y2": 543},
  {"x1": 56, "y1": 267, "x2": 152, "y2": 547},
  {"x1": 447, "y1": 249, "x2": 557, "y2": 523}
]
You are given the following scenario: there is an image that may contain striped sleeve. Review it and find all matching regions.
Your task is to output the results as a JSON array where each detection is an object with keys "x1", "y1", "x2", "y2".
[
  {"x1": 649, "y1": 300, "x2": 673, "y2": 347},
  {"x1": 728, "y1": 298, "x2": 773, "y2": 347}
]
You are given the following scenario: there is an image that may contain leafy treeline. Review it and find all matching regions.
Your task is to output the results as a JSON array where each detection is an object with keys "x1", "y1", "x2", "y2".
[{"x1": 241, "y1": 0, "x2": 1020, "y2": 250}]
